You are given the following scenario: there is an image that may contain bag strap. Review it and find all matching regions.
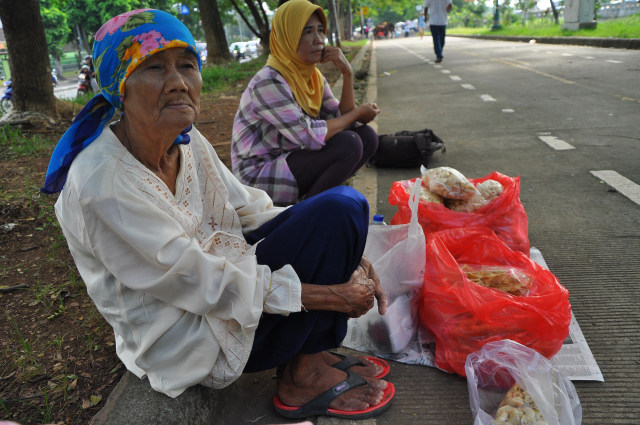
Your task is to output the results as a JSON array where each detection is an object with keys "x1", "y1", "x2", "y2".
[
  {"x1": 414, "y1": 134, "x2": 432, "y2": 167},
  {"x1": 407, "y1": 179, "x2": 423, "y2": 251}
]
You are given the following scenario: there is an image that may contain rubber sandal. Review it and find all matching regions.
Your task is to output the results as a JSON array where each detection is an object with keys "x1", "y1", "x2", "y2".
[
  {"x1": 273, "y1": 370, "x2": 395, "y2": 419},
  {"x1": 328, "y1": 351, "x2": 391, "y2": 379}
]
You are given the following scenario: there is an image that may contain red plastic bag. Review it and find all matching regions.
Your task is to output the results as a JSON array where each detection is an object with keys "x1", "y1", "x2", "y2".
[
  {"x1": 389, "y1": 171, "x2": 530, "y2": 255},
  {"x1": 420, "y1": 227, "x2": 571, "y2": 377}
]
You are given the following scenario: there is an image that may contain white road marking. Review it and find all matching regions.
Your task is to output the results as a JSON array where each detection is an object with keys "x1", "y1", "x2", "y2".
[
  {"x1": 538, "y1": 135, "x2": 575, "y2": 150},
  {"x1": 450, "y1": 75, "x2": 462, "y2": 81},
  {"x1": 461, "y1": 83, "x2": 476, "y2": 90},
  {"x1": 583, "y1": 56, "x2": 595, "y2": 59},
  {"x1": 441, "y1": 69, "x2": 451, "y2": 74},
  {"x1": 502, "y1": 108, "x2": 515, "y2": 113},
  {"x1": 606, "y1": 59, "x2": 623, "y2": 64},
  {"x1": 481, "y1": 94, "x2": 496, "y2": 102},
  {"x1": 591, "y1": 170, "x2": 640, "y2": 205},
  {"x1": 562, "y1": 53, "x2": 574, "y2": 56}
]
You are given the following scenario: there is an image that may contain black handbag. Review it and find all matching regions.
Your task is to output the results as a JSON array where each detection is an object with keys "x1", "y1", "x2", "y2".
[{"x1": 370, "y1": 128, "x2": 445, "y2": 168}]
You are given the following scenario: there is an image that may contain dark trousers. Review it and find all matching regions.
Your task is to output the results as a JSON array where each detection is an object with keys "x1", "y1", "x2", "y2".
[
  {"x1": 242, "y1": 186, "x2": 369, "y2": 372},
  {"x1": 287, "y1": 124, "x2": 378, "y2": 200},
  {"x1": 430, "y1": 25, "x2": 447, "y2": 59}
]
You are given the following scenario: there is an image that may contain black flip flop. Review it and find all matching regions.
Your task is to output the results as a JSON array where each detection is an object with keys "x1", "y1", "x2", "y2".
[
  {"x1": 273, "y1": 369, "x2": 395, "y2": 419},
  {"x1": 329, "y1": 351, "x2": 391, "y2": 379}
]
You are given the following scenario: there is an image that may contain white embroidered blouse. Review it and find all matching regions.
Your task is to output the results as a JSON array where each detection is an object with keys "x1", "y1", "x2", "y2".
[{"x1": 54, "y1": 125, "x2": 302, "y2": 398}]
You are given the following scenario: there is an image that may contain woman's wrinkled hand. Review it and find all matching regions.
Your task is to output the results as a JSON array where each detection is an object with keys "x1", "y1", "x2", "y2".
[
  {"x1": 356, "y1": 103, "x2": 380, "y2": 124},
  {"x1": 333, "y1": 256, "x2": 386, "y2": 318},
  {"x1": 321, "y1": 46, "x2": 352, "y2": 75},
  {"x1": 359, "y1": 256, "x2": 387, "y2": 315}
]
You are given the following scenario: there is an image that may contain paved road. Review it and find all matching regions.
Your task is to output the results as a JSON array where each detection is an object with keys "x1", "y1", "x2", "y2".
[
  {"x1": 365, "y1": 36, "x2": 640, "y2": 425},
  {"x1": 54, "y1": 81, "x2": 79, "y2": 100}
]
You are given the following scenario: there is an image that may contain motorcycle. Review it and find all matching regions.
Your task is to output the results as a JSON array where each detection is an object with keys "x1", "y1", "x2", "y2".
[
  {"x1": 1, "y1": 79, "x2": 12, "y2": 114},
  {"x1": 0, "y1": 72, "x2": 59, "y2": 114},
  {"x1": 77, "y1": 66, "x2": 93, "y2": 96}
]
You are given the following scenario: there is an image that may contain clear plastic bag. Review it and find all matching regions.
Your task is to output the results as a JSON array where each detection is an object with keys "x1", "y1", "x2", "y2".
[
  {"x1": 344, "y1": 179, "x2": 426, "y2": 354},
  {"x1": 466, "y1": 339, "x2": 582, "y2": 425}
]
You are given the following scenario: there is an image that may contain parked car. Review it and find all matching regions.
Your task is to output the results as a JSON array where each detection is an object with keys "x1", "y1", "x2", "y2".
[{"x1": 245, "y1": 39, "x2": 261, "y2": 57}]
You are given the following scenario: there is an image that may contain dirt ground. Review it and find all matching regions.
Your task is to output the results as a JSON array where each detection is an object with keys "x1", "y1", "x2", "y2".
[{"x1": 0, "y1": 46, "x2": 367, "y2": 425}]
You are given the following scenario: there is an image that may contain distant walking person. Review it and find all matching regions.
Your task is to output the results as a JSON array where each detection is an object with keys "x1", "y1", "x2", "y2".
[
  {"x1": 418, "y1": 12, "x2": 427, "y2": 39},
  {"x1": 424, "y1": 0, "x2": 452, "y2": 63}
]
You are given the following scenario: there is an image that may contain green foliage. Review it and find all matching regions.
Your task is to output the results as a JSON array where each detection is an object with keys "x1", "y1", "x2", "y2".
[
  {"x1": 40, "y1": 0, "x2": 72, "y2": 58},
  {"x1": 201, "y1": 55, "x2": 267, "y2": 93},
  {"x1": 0, "y1": 125, "x2": 52, "y2": 158},
  {"x1": 449, "y1": 0, "x2": 487, "y2": 28},
  {"x1": 448, "y1": 11, "x2": 640, "y2": 38}
]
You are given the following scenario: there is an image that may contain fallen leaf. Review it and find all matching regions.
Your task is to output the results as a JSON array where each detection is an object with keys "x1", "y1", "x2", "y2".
[
  {"x1": 82, "y1": 399, "x2": 91, "y2": 409},
  {"x1": 90, "y1": 394, "x2": 102, "y2": 406}
]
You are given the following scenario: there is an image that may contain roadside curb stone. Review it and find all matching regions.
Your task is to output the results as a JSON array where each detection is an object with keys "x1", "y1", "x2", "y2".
[
  {"x1": 89, "y1": 372, "x2": 218, "y2": 425},
  {"x1": 450, "y1": 34, "x2": 640, "y2": 49}
]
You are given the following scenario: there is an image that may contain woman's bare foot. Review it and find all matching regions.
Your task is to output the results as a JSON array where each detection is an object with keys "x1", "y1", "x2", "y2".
[
  {"x1": 277, "y1": 352, "x2": 388, "y2": 412},
  {"x1": 321, "y1": 351, "x2": 383, "y2": 378}
]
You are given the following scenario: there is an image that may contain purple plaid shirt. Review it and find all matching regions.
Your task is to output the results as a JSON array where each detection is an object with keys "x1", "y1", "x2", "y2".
[{"x1": 231, "y1": 66, "x2": 340, "y2": 204}]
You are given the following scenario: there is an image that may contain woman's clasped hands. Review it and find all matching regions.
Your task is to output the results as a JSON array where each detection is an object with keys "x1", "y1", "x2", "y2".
[{"x1": 341, "y1": 256, "x2": 387, "y2": 318}]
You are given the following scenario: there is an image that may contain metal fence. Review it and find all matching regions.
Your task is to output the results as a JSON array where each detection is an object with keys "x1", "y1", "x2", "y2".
[{"x1": 598, "y1": 1, "x2": 640, "y2": 18}]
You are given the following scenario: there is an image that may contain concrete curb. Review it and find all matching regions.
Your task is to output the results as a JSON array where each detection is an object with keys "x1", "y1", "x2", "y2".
[
  {"x1": 449, "y1": 33, "x2": 640, "y2": 49},
  {"x1": 90, "y1": 372, "x2": 218, "y2": 425}
]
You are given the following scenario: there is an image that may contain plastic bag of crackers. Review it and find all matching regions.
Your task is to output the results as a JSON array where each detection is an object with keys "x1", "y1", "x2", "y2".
[
  {"x1": 466, "y1": 339, "x2": 582, "y2": 425},
  {"x1": 388, "y1": 169, "x2": 529, "y2": 255}
]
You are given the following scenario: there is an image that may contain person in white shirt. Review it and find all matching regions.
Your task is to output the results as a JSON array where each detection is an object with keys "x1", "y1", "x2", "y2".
[
  {"x1": 41, "y1": 7, "x2": 395, "y2": 421},
  {"x1": 424, "y1": 0, "x2": 453, "y2": 62}
]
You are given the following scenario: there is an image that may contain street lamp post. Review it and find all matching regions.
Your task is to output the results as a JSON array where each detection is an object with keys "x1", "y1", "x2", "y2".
[{"x1": 491, "y1": 0, "x2": 502, "y2": 30}]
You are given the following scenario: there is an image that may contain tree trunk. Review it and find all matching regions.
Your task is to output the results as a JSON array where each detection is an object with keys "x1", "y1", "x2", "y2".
[
  {"x1": 327, "y1": 0, "x2": 341, "y2": 48},
  {"x1": 198, "y1": 0, "x2": 232, "y2": 64},
  {"x1": 550, "y1": 0, "x2": 559, "y2": 24},
  {"x1": 346, "y1": 0, "x2": 353, "y2": 41},
  {"x1": 0, "y1": 0, "x2": 56, "y2": 116}
]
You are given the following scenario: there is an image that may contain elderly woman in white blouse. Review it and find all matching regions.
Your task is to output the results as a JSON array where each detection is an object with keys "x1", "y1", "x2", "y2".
[{"x1": 41, "y1": 9, "x2": 394, "y2": 421}]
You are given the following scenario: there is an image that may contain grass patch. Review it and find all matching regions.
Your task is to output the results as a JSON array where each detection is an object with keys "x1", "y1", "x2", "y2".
[
  {"x1": 449, "y1": 11, "x2": 640, "y2": 38},
  {"x1": 342, "y1": 39, "x2": 369, "y2": 47},
  {"x1": 201, "y1": 56, "x2": 267, "y2": 93},
  {"x1": 0, "y1": 125, "x2": 52, "y2": 158}
]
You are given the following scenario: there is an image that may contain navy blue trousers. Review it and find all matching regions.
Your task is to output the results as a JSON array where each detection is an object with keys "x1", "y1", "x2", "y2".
[
  {"x1": 430, "y1": 25, "x2": 447, "y2": 59},
  {"x1": 243, "y1": 186, "x2": 369, "y2": 372}
]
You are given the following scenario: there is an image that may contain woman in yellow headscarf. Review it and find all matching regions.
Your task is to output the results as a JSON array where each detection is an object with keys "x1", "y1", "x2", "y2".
[{"x1": 231, "y1": 0, "x2": 380, "y2": 206}]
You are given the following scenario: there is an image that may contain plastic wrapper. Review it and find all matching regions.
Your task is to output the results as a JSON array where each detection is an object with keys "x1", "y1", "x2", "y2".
[
  {"x1": 389, "y1": 171, "x2": 530, "y2": 255},
  {"x1": 477, "y1": 179, "x2": 504, "y2": 201},
  {"x1": 466, "y1": 339, "x2": 582, "y2": 425},
  {"x1": 346, "y1": 180, "x2": 425, "y2": 354},
  {"x1": 421, "y1": 166, "x2": 480, "y2": 200},
  {"x1": 445, "y1": 194, "x2": 488, "y2": 212},
  {"x1": 419, "y1": 227, "x2": 571, "y2": 377},
  {"x1": 461, "y1": 264, "x2": 532, "y2": 297},
  {"x1": 420, "y1": 186, "x2": 444, "y2": 204}
]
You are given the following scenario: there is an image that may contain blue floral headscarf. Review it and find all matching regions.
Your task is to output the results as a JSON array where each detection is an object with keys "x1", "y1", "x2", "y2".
[{"x1": 42, "y1": 9, "x2": 201, "y2": 194}]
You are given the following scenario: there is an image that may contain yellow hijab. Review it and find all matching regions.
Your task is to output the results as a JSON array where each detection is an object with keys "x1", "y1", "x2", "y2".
[{"x1": 266, "y1": 0, "x2": 327, "y2": 117}]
